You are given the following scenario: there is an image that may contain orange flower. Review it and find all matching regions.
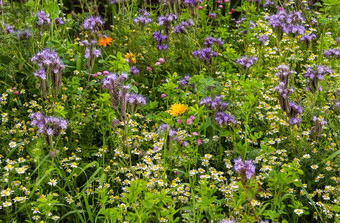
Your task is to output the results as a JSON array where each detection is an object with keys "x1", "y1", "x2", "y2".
[
  {"x1": 124, "y1": 51, "x2": 134, "y2": 59},
  {"x1": 169, "y1": 103, "x2": 187, "y2": 116},
  {"x1": 124, "y1": 51, "x2": 138, "y2": 64},
  {"x1": 97, "y1": 36, "x2": 112, "y2": 47}
]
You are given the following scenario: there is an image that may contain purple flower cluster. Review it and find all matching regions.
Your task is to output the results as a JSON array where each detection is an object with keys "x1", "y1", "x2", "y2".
[
  {"x1": 184, "y1": 0, "x2": 203, "y2": 6},
  {"x1": 1, "y1": 22, "x2": 31, "y2": 39},
  {"x1": 311, "y1": 116, "x2": 327, "y2": 138},
  {"x1": 300, "y1": 33, "x2": 316, "y2": 42},
  {"x1": 83, "y1": 16, "x2": 104, "y2": 31},
  {"x1": 323, "y1": 49, "x2": 340, "y2": 59},
  {"x1": 275, "y1": 65, "x2": 295, "y2": 86},
  {"x1": 102, "y1": 72, "x2": 147, "y2": 112},
  {"x1": 304, "y1": 66, "x2": 332, "y2": 92},
  {"x1": 85, "y1": 47, "x2": 101, "y2": 59},
  {"x1": 275, "y1": 81, "x2": 294, "y2": 99},
  {"x1": 204, "y1": 37, "x2": 224, "y2": 47},
  {"x1": 288, "y1": 102, "x2": 303, "y2": 125},
  {"x1": 36, "y1": 10, "x2": 51, "y2": 25},
  {"x1": 35, "y1": 10, "x2": 64, "y2": 26},
  {"x1": 177, "y1": 75, "x2": 195, "y2": 90},
  {"x1": 130, "y1": 66, "x2": 139, "y2": 75},
  {"x1": 158, "y1": 124, "x2": 169, "y2": 133},
  {"x1": 79, "y1": 39, "x2": 97, "y2": 46},
  {"x1": 29, "y1": 112, "x2": 67, "y2": 136},
  {"x1": 17, "y1": 30, "x2": 31, "y2": 39},
  {"x1": 275, "y1": 83, "x2": 295, "y2": 120},
  {"x1": 134, "y1": 9, "x2": 152, "y2": 25},
  {"x1": 274, "y1": 65, "x2": 303, "y2": 125},
  {"x1": 4, "y1": 24, "x2": 14, "y2": 34},
  {"x1": 156, "y1": 125, "x2": 189, "y2": 148},
  {"x1": 102, "y1": 72, "x2": 128, "y2": 111},
  {"x1": 179, "y1": 75, "x2": 190, "y2": 87},
  {"x1": 249, "y1": 21, "x2": 256, "y2": 29},
  {"x1": 31, "y1": 48, "x2": 65, "y2": 80},
  {"x1": 215, "y1": 112, "x2": 236, "y2": 127},
  {"x1": 335, "y1": 101, "x2": 340, "y2": 109},
  {"x1": 236, "y1": 56, "x2": 258, "y2": 68},
  {"x1": 200, "y1": 95, "x2": 231, "y2": 112},
  {"x1": 258, "y1": 34, "x2": 269, "y2": 44},
  {"x1": 235, "y1": 18, "x2": 246, "y2": 25},
  {"x1": 200, "y1": 95, "x2": 235, "y2": 127},
  {"x1": 264, "y1": 0, "x2": 275, "y2": 7},
  {"x1": 192, "y1": 48, "x2": 218, "y2": 63},
  {"x1": 157, "y1": 13, "x2": 177, "y2": 34},
  {"x1": 233, "y1": 158, "x2": 256, "y2": 180},
  {"x1": 153, "y1": 31, "x2": 168, "y2": 51},
  {"x1": 158, "y1": 13, "x2": 177, "y2": 26},
  {"x1": 174, "y1": 19, "x2": 194, "y2": 33},
  {"x1": 126, "y1": 92, "x2": 147, "y2": 107},
  {"x1": 55, "y1": 17, "x2": 65, "y2": 25},
  {"x1": 102, "y1": 73, "x2": 127, "y2": 91},
  {"x1": 266, "y1": 10, "x2": 305, "y2": 35}
]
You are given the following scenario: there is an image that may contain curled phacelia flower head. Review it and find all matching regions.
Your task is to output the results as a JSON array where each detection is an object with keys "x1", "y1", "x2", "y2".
[{"x1": 233, "y1": 157, "x2": 256, "y2": 181}]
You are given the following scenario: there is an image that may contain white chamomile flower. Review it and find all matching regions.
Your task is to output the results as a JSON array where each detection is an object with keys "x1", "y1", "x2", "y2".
[
  {"x1": 294, "y1": 209, "x2": 304, "y2": 216},
  {"x1": 9, "y1": 141, "x2": 17, "y2": 148},
  {"x1": 48, "y1": 179, "x2": 57, "y2": 187}
]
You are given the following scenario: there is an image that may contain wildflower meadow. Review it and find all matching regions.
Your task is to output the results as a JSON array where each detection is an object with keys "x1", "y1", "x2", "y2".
[{"x1": 0, "y1": 0, "x2": 340, "y2": 222}]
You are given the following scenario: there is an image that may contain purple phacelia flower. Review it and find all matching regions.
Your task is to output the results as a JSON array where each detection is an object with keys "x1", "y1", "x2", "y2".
[
  {"x1": 192, "y1": 48, "x2": 218, "y2": 63},
  {"x1": 215, "y1": 112, "x2": 236, "y2": 127},
  {"x1": 29, "y1": 112, "x2": 67, "y2": 136},
  {"x1": 300, "y1": 33, "x2": 316, "y2": 42},
  {"x1": 157, "y1": 13, "x2": 177, "y2": 34},
  {"x1": 83, "y1": 16, "x2": 104, "y2": 31},
  {"x1": 323, "y1": 49, "x2": 340, "y2": 59},
  {"x1": 236, "y1": 56, "x2": 257, "y2": 68},
  {"x1": 233, "y1": 157, "x2": 256, "y2": 180},
  {"x1": 36, "y1": 10, "x2": 51, "y2": 25},
  {"x1": 304, "y1": 65, "x2": 332, "y2": 92},
  {"x1": 184, "y1": 0, "x2": 203, "y2": 6},
  {"x1": 130, "y1": 66, "x2": 139, "y2": 75},
  {"x1": 134, "y1": 9, "x2": 152, "y2": 25},
  {"x1": 174, "y1": 19, "x2": 194, "y2": 33},
  {"x1": 266, "y1": 10, "x2": 305, "y2": 35},
  {"x1": 264, "y1": 0, "x2": 275, "y2": 7},
  {"x1": 31, "y1": 48, "x2": 65, "y2": 78},
  {"x1": 203, "y1": 37, "x2": 224, "y2": 47},
  {"x1": 258, "y1": 34, "x2": 268, "y2": 44}
]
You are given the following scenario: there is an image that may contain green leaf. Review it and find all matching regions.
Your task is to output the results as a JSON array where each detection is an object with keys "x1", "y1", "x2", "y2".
[
  {"x1": 320, "y1": 150, "x2": 340, "y2": 164},
  {"x1": 147, "y1": 100, "x2": 159, "y2": 109},
  {"x1": 331, "y1": 205, "x2": 340, "y2": 212},
  {"x1": 129, "y1": 85, "x2": 138, "y2": 93},
  {"x1": 82, "y1": 191, "x2": 94, "y2": 223},
  {"x1": 44, "y1": 1, "x2": 60, "y2": 20}
]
